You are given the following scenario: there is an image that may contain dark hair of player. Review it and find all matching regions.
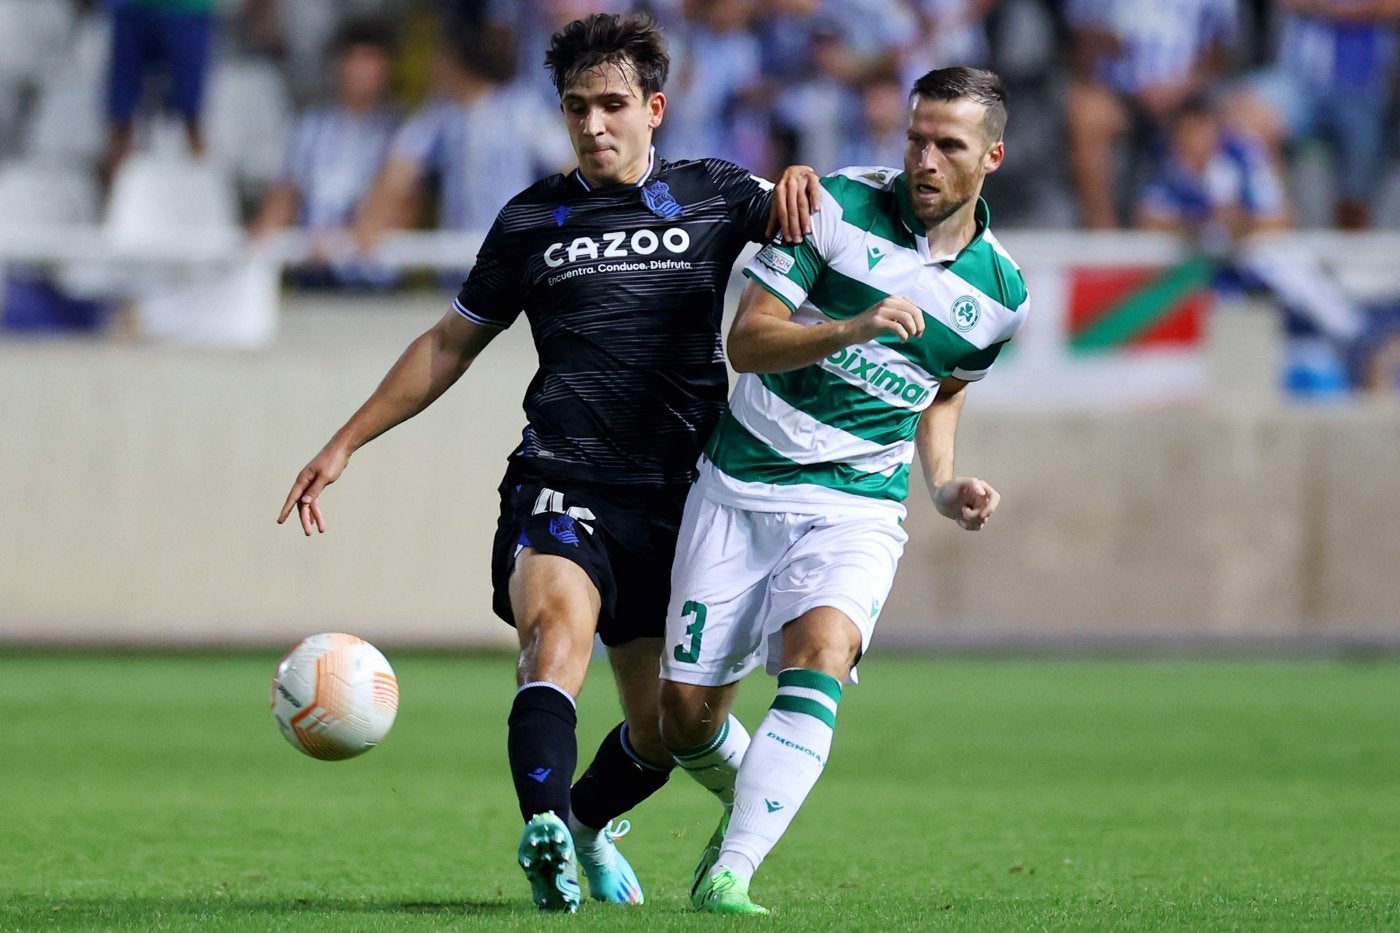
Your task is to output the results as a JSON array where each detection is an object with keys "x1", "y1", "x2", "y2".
[
  {"x1": 910, "y1": 66, "x2": 1008, "y2": 142},
  {"x1": 545, "y1": 12, "x2": 670, "y2": 99}
]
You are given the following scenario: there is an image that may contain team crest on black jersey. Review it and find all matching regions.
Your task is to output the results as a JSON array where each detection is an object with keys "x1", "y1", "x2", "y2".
[
  {"x1": 551, "y1": 205, "x2": 571, "y2": 226},
  {"x1": 642, "y1": 180, "x2": 684, "y2": 219}
]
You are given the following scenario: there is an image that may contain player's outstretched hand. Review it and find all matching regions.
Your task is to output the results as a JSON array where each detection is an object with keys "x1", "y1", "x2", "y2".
[
  {"x1": 934, "y1": 477, "x2": 1000, "y2": 531},
  {"x1": 766, "y1": 164, "x2": 821, "y2": 244},
  {"x1": 847, "y1": 295, "x2": 925, "y2": 344},
  {"x1": 277, "y1": 446, "x2": 350, "y2": 536}
]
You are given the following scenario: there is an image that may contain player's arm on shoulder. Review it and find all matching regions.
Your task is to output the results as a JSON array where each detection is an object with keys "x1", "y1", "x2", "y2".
[
  {"x1": 276, "y1": 310, "x2": 500, "y2": 535},
  {"x1": 917, "y1": 377, "x2": 999, "y2": 531},
  {"x1": 710, "y1": 157, "x2": 819, "y2": 245},
  {"x1": 766, "y1": 165, "x2": 822, "y2": 244}
]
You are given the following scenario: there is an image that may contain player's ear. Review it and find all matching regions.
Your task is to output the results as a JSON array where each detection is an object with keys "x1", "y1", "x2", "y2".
[
  {"x1": 648, "y1": 91, "x2": 666, "y2": 129},
  {"x1": 983, "y1": 139, "x2": 1004, "y2": 175}
]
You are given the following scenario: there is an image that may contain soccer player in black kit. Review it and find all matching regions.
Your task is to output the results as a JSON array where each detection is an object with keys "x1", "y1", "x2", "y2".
[{"x1": 278, "y1": 13, "x2": 816, "y2": 913}]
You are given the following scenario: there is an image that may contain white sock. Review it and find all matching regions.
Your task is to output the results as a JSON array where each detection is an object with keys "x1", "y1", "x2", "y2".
[
  {"x1": 566, "y1": 812, "x2": 598, "y2": 849},
  {"x1": 672, "y1": 714, "x2": 750, "y2": 808},
  {"x1": 717, "y1": 668, "x2": 841, "y2": 884}
]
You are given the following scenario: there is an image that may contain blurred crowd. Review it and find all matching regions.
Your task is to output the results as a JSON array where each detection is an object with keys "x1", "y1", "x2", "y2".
[
  {"x1": 2, "y1": 0, "x2": 1400, "y2": 391},
  {"x1": 7, "y1": 1, "x2": 1400, "y2": 233}
]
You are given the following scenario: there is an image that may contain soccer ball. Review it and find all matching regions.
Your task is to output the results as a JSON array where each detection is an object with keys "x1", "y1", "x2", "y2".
[{"x1": 270, "y1": 633, "x2": 399, "y2": 760}]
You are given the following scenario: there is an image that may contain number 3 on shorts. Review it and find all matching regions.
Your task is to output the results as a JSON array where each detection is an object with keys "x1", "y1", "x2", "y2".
[{"x1": 672, "y1": 600, "x2": 707, "y2": 663}]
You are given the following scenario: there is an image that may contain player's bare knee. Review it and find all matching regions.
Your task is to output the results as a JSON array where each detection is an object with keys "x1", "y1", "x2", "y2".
[
  {"x1": 514, "y1": 617, "x2": 591, "y2": 691},
  {"x1": 781, "y1": 609, "x2": 861, "y2": 677},
  {"x1": 659, "y1": 680, "x2": 725, "y2": 751},
  {"x1": 784, "y1": 642, "x2": 857, "y2": 681}
]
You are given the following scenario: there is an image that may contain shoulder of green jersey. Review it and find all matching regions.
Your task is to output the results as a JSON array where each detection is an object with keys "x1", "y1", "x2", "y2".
[
  {"x1": 948, "y1": 235, "x2": 1028, "y2": 315},
  {"x1": 996, "y1": 296, "x2": 1031, "y2": 342},
  {"x1": 819, "y1": 170, "x2": 893, "y2": 211},
  {"x1": 983, "y1": 229, "x2": 1021, "y2": 270},
  {"x1": 827, "y1": 165, "x2": 900, "y2": 189}
]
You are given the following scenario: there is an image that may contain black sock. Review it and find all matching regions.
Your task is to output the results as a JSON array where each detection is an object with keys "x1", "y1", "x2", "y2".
[
  {"x1": 507, "y1": 684, "x2": 578, "y2": 823},
  {"x1": 570, "y1": 722, "x2": 673, "y2": 831}
]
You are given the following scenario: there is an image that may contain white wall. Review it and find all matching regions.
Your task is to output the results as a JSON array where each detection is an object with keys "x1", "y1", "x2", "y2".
[{"x1": 2, "y1": 293, "x2": 1399, "y2": 649}]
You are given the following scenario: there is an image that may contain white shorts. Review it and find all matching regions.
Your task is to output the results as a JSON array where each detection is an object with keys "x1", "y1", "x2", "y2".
[{"x1": 660, "y1": 484, "x2": 907, "y2": 686}]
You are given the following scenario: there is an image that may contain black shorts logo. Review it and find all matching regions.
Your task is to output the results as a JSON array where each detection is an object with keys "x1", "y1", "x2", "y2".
[{"x1": 533, "y1": 487, "x2": 596, "y2": 543}]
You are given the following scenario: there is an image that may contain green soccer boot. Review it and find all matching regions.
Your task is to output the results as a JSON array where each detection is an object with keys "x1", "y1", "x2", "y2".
[
  {"x1": 517, "y1": 811, "x2": 582, "y2": 912},
  {"x1": 690, "y1": 809, "x2": 730, "y2": 902},
  {"x1": 692, "y1": 866, "x2": 769, "y2": 915}
]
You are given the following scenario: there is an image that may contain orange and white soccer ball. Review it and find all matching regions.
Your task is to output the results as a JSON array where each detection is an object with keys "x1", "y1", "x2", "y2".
[{"x1": 270, "y1": 633, "x2": 399, "y2": 760}]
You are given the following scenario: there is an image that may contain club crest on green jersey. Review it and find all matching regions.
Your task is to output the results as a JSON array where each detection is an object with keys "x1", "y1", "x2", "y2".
[{"x1": 951, "y1": 295, "x2": 980, "y2": 332}]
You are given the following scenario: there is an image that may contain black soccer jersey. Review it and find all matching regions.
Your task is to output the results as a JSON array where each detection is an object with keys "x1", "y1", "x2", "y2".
[{"x1": 454, "y1": 151, "x2": 773, "y2": 487}]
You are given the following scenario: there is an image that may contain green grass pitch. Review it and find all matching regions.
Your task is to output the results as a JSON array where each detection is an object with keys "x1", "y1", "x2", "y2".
[{"x1": 2, "y1": 651, "x2": 1397, "y2": 931}]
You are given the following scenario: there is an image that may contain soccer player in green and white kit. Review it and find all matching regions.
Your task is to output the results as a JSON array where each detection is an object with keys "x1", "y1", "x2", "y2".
[{"x1": 657, "y1": 67, "x2": 1028, "y2": 914}]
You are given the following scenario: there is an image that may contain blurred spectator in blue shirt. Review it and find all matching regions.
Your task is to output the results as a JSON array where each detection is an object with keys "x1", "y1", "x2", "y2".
[
  {"x1": 1064, "y1": 0, "x2": 1236, "y2": 228},
  {"x1": 1354, "y1": 308, "x2": 1400, "y2": 393},
  {"x1": 661, "y1": 0, "x2": 766, "y2": 167},
  {"x1": 352, "y1": 22, "x2": 572, "y2": 256},
  {"x1": 1225, "y1": 0, "x2": 1400, "y2": 229},
  {"x1": 487, "y1": 0, "x2": 631, "y2": 108},
  {"x1": 101, "y1": 0, "x2": 218, "y2": 186},
  {"x1": 756, "y1": 0, "x2": 919, "y2": 171},
  {"x1": 901, "y1": 0, "x2": 1000, "y2": 88},
  {"x1": 1139, "y1": 94, "x2": 1369, "y2": 398},
  {"x1": 249, "y1": 19, "x2": 401, "y2": 287},
  {"x1": 1137, "y1": 95, "x2": 1289, "y2": 244},
  {"x1": 837, "y1": 71, "x2": 911, "y2": 169}
]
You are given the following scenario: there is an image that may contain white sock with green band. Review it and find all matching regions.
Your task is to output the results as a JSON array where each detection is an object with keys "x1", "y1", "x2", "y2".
[
  {"x1": 717, "y1": 668, "x2": 841, "y2": 883},
  {"x1": 672, "y1": 714, "x2": 751, "y2": 808}
]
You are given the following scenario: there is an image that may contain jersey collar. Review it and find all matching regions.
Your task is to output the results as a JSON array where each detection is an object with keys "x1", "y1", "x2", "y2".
[
  {"x1": 572, "y1": 146, "x2": 657, "y2": 192},
  {"x1": 894, "y1": 173, "x2": 991, "y2": 265}
]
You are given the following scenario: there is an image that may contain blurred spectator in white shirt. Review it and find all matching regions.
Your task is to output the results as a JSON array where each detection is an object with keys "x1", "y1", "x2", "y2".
[
  {"x1": 1064, "y1": 0, "x2": 1236, "y2": 228},
  {"x1": 1225, "y1": 0, "x2": 1400, "y2": 229},
  {"x1": 661, "y1": 0, "x2": 767, "y2": 168},
  {"x1": 353, "y1": 22, "x2": 572, "y2": 258},
  {"x1": 249, "y1": 19, "x2": 401, "y2": 287}
]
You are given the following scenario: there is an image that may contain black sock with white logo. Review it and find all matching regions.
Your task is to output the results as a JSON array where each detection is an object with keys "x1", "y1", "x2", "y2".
[
  {"x1": 507, "y1": 683, "x2": 578, "y2": 823},
  {"x1": 570, "y1": 722, "x2": 673, "y2": 831}
]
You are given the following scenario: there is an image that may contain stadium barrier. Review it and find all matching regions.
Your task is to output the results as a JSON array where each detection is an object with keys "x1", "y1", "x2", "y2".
[{"x1": 1, "y1": 230, "x2": 1398, "y2": 650}]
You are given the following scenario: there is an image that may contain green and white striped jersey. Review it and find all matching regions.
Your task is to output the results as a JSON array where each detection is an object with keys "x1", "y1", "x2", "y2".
[{"x1": 701, "y1": 166, "x2": 1029, "y2": 515}]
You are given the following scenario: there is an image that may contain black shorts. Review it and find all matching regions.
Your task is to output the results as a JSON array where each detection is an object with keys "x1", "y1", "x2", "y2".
[{"x1": 490, "y1": 464, "x2": 690, "y2": 646}]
